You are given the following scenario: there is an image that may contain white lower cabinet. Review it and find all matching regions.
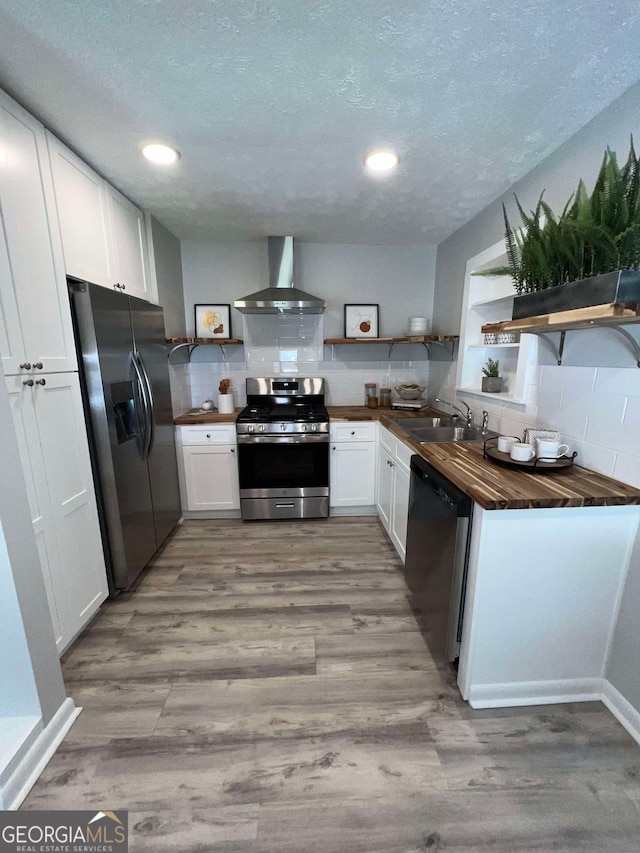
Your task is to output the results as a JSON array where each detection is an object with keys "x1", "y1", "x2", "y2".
[
  {"x1": 330, "y1": 422, "x2": 376, "y2": 512},
  {"x1": 377, "y1": 425, "x2": 412, "y2": 562},
  {"x1": 177, "y1": 425, "x2": 240, "y2": 513},
  {"x1": 7, "y1": 371, "x2": 108, "y2": 653}
]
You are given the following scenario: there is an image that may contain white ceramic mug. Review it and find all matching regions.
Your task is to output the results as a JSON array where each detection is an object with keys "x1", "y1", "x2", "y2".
[
  {"x1": 510, "y1": 442, "x2": 535, "y2": 462},
  {"x1": 201, "y1": 399, "x2": 214, "y2": 411},
  {"x1": 497, "y1": 435, "x2": 519, "y2": 453},
  {"x1": 536, "y1": 439, "x2": 569, "y2": 459}
]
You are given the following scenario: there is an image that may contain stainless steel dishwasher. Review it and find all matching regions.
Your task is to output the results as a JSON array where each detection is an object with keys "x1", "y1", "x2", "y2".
[{"x1": 404, "y1": 454, "x2": 473, "y2": 663}]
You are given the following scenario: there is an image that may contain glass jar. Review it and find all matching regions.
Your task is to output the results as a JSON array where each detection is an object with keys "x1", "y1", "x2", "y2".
[
  {"x1": 379, "y1": 388, "x2": 392, "y2": 408},
  {"x1": 364, "y1": 382, "x2": 377, "y2": 406}
]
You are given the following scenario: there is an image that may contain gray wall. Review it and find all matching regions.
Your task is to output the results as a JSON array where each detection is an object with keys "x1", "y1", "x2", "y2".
[
  {"x1": 430, "y1": 80, "x2": 640, "y2": 718},
  {"x1": 432, "y1": 80, "x2": 640, "y2": 335},
  {"x1": 181, "y1": 239, "x2": 436, "y2": 341},
  {"x1": 150, "y1": 215, "x2": 186, "y2": 338},
  {"x1": 0, "y1": 368, "x2": 67, "y2": 725}
]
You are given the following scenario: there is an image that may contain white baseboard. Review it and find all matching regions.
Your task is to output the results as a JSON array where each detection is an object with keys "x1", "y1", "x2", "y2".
[
  {"x1": 601, "y1": 680, "x2": 640, "y2": 747},
  {"x1": 467, "y1": 678, "x2": 603, "y2": 709},
  {"x1": 467, "y1": 677, "x2": 640, "y2": 748},
  {"x1": 329, "y1": 506, "x2": 378, "y2": 517},
  {"x1": 181, "y1": 510, "x2": 242, "y2": 519},
  {"x1": 2, "y1": 698, "x2": 80, "y2": 810}
]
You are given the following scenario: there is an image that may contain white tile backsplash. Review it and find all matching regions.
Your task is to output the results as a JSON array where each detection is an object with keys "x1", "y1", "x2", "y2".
[
  {"x1": 428, "y1": 356, "x2": 640, "y2": 488},
  {"x1": 174, "y1": 356, "x2": 429, "y2": 410}
]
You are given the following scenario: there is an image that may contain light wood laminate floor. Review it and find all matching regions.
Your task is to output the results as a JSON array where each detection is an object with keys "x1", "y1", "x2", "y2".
[{"x1": 23, "y1": 519, "x2": 640, "y2": 851}]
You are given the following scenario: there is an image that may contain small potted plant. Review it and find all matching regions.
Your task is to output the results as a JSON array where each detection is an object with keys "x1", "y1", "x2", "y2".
[{"x1": 481, "y1": 358, "x2": 502, "y2": 393}]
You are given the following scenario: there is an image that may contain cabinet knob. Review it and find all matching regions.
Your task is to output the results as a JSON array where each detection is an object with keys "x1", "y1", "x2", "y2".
[
  {"x1": 351, "y1": 430, "x2": 355, "y2": 435},
  {"x1": 230, "y1": 447, "x2": 235, "y2": 453},
  {"x1": 121, "y1": 283, "x2": 126, "y2": 291},
  {"x1": 35, "y1": 378, "x2": 46, "y2": 386},
  {"x1": 206, "y1": 433, "x2": 211, "y2": 438},
  {"x1": 23, "y1": 378, "x2": 34, "y2": 386},
  {"x1": 19, "y1": 362, "x2": 32, "y2": 370},
  {"x1": 33, "y1": 362, "x2": 43, "y2": 370},
  {"x1": 332, "y1": 445, "x2": 336, "y2": 450}
]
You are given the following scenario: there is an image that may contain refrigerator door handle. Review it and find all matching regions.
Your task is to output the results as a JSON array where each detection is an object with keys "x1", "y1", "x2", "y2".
[
  {"x1": 130, "y1": 350, "x2": 149, "y2": 459},
  {"x1": 136, "y1": 351, "x2": 155, "y2": 458}
]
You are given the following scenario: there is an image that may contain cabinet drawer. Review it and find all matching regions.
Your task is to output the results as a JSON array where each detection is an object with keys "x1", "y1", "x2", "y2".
[
  {"x1": 180, "y1": 424, "x2": 236, "y2": 445},
  {"x1": 330, "y1": 422, "x2": 376, "y2": 442}
]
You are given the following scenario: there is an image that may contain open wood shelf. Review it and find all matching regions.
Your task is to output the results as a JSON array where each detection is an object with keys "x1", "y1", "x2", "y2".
[
  {"x1": 167, "y1": 337, "x2": 243, "y2": 345},
  {"x1": 166, "y1": 337, "x2": 244, "y2": 363},
  {"x1": 324, "y1": 335, "x2": 459, "y2": 361},
  {"x1": 480, "y1": 303, "x2": 640, "y2": 367},
  {"x1": 324, "y1": 335, "x2": 459, "y2": 344}
]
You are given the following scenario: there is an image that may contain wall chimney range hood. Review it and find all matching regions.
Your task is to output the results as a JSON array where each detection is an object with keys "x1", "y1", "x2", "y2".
[{"x1": 234, "y1": 236, "x2": 325, "y2": 314}]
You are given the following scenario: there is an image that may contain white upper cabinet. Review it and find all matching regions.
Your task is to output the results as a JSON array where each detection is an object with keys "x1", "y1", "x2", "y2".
[
  {"x1": 47, "y1": 134, "x2": 153, "y2": 301},
  {"x1": 0, "y1": 93, "x2": 77, "y2": 375},
  {"x1": 106, "y1": 184, "x2": 151, "y2": 300},
  {"x1": 47, "y1": 134, "x2": 113, "y2": 288}
]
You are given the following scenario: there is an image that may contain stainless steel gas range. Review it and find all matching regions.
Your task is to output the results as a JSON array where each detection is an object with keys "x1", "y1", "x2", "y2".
[{"x1": 236, "y1": 377, "x2": 329, "y2": 520}]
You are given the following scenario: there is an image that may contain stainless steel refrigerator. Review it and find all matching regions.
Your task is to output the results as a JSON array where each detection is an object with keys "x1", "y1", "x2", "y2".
[{"x1": 69, "y1": 280, "x2": 181, "y2": 591}]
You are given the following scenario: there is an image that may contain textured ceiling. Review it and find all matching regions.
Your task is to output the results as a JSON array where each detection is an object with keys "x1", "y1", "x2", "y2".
[{"x1": 0, "y1": 1, "x2": 639, "y2": 244}]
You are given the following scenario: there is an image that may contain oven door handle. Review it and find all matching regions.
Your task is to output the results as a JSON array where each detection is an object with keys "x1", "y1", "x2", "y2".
[{"x1": 236, "y1": 434, "x2": 329, "y2": 444}]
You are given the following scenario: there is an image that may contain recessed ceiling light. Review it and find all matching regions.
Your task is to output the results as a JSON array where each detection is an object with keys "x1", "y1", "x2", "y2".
[
  {"x1": 364, "y1": 149, "x2": 399, "y2": 174},
  {"x1": 141, "y1": 143, "x2": 180, "y2": 165}
]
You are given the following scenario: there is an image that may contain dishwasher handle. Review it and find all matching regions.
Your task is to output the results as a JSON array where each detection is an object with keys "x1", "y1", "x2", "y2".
[{"x1": 410, "y1": 455, "x2": 472, "y2": 517}]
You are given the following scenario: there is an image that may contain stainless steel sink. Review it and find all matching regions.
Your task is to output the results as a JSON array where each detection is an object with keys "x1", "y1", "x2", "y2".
[
  {"x1": 394, "y1": 416, "x2": 496, "y2": 444},
  {"x1": 416, "y1": 426, "x2": 496, "y2": 443},
  {"x1": 393, "y1": 417, "x2": 456, "y2": 431}
]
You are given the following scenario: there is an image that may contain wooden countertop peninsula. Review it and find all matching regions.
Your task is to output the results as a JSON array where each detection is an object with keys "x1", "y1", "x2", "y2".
[
  {"x1": 174, "y1": 406, "x2": 640, "y2": 509},
  {"x1": 381, "y1": 415, "x2": 640, "y2": 511}
]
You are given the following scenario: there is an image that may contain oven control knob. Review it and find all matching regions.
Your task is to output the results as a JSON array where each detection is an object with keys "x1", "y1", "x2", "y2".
[
  {"x1": 311, "y1": 424, "x2": 318, "y2": 432},
  {"x1": 248, "y1": 424, "x2": 255, "y2": 432},
  {"x1": 259, "y1": 424, "x2": 267, "y2": 432},
  {"x1": 280, "y1": 423, "x2": 287, "y2": 431},
  {"x1": 300, "y1": 424, "x2": 307, "y2": 432}
]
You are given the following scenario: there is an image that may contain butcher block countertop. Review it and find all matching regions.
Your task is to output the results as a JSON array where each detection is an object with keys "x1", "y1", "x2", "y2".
[
  {"x1": 174, "y1": 407, "x2": 244, "y2": 425},
  {"x1": 326, "y1": 405, "x2": 443, "y2": 421},
  {"x1": 174, "y1": 405, "x2": 442, "y2": 425},
  {"x1": 174, "y1": 406, "x2": 640, "y2": 509},
  {"x1": 381, "y1": 415, "x2": 640, "y2": 511}
]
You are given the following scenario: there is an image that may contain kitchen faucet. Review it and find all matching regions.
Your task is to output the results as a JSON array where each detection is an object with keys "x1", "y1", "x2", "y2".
[{"x1": 435, "y1": 397, "x2": 473, "y2": 426}]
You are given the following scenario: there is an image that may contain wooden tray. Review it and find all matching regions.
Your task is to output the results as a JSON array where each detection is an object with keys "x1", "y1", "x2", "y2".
[{"x1": 483, "y1": 441, "x2": 577, "y2": 473}]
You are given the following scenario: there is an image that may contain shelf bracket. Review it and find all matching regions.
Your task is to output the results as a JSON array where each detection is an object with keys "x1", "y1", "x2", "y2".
[
  {"x1": 605, "y1": 325, "x2": 640, "y2": 367},
  {"x1": 529, "y1": 330, "x2": 566, "y2": 365},
  {"x1": 167, "y1": 342, "x2": 198, "y2": 362}
]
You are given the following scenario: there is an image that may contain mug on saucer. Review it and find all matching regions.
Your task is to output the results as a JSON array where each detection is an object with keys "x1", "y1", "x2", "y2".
[
  {"x1": 536, "y1": 439, "x2": 569, "y2": 459},
  {"x1": 510, "y1": 442, "x2": 535, "y2": 462}
]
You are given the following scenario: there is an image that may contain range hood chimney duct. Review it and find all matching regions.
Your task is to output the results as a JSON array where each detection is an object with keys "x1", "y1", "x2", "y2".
[{"x1": 234, "y1": 236, "x2": 325, "y2": 314}]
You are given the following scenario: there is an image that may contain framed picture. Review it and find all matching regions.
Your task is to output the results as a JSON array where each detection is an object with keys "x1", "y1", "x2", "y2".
[
  {"x1": 194, "y1": 304, "x2": 232, "y2": 340},
  {"x1": 344, "y1": 304, "x2": 379, "y2": 338}
]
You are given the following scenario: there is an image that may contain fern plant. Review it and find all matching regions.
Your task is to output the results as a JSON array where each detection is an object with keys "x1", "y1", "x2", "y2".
[{"x1": 474, "y1": 138, "x2": 640, "y2": 294}]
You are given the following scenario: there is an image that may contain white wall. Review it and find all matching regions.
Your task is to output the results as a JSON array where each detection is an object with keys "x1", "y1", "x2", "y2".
[
  {"x1": 178, "y1": 241, "x2": 437, "y2": 407},
  {"x1": 428, "y1": 80, "x2": 640, "y2": 722}
]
